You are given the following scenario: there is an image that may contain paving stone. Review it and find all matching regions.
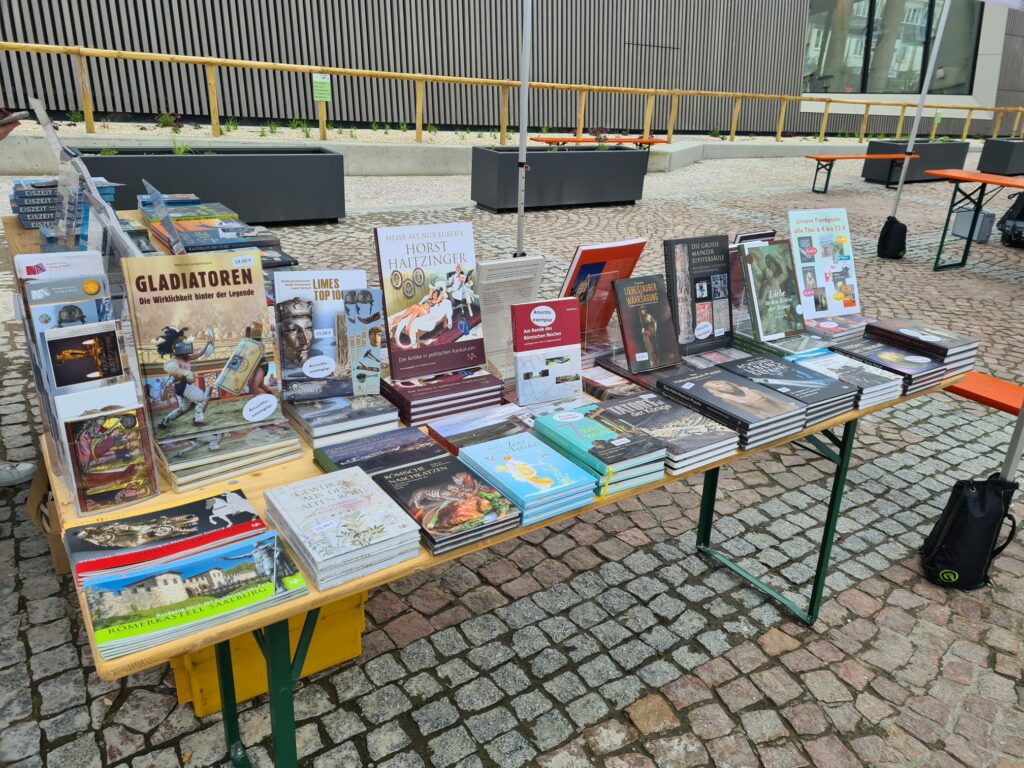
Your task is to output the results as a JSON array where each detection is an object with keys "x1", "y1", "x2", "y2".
[
  {"x1": 583, "y1": 719, "x2": 639, "y2": 754},
  {"x1": 330, "y1": 666, "x2": 373, "y2": 702},
  {"x1": 47, "y1": 733, "x2": 101, "y2": 768},
  {"x1": 0, "y1": 721, "x2": 39, "y2": 763},
  {"x1": 428, "y1": 726, "x2": 476, "y2": 768},
  {"x1": 530, "y1": 709, "x2": 575, "y2": 751},
  {"x1": 358, "y1": 684, "x2": 412, "y2": 724},
  {"x1": 485, "y1": 730, "x2": 538, "y2": 768},
  {"x1": 625, "y1": 694, "x2": 680, "y2": 735},
  {"x1": 512, "y1": 690, "x2": 554, "y2": 722},
  {"x1": 314, "y1": 743, "x2": 363, "y2": 768},
  {"x1": 708, "y1": 734, "x2": 760, "y2": 768},
  {"x1": 492, "y1": 661, "x2": 532, "y2": 696},
  {"x1": 323, "y1": 709, "x2": 367, "y2": 743},
  {"x1": 740, "y1": 708, "x2": 790, "y2": 743},
  {"x1": 804, "y1": 734, "x2": 864, "y2": 768},
  {"x1": 454, "y1": 678, "x2": 504, "y2": 712},
  {"x1": 367, "y1": 722, "x2": 412, "y2": 761},
  {"x1": 646, "y1": 733, "x2": 711, "y2": 768}
]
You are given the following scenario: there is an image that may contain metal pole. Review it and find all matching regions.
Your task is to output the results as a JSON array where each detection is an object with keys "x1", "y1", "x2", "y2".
[
  {"x1": 890, "y1": 0, "x2": 952, "y2": 218},
  {"x1": 515, "y1": 0, "x2": 532, "y2": 257}
]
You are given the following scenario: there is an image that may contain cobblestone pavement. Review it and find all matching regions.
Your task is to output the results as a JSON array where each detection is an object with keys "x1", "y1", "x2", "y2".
[{"x1": 0, "y1": 154, "x2": 1022, "y2": 767}]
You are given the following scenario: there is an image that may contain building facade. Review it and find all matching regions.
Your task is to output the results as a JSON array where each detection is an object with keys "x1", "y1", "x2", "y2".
[{"x1": 1, "y1": 0, "x2": 1021, "y2": 136}]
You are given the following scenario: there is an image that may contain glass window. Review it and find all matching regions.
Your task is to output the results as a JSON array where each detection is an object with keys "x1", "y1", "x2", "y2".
[{"x1": 805, "y1": 0, "x2": 982, "y2": 94}]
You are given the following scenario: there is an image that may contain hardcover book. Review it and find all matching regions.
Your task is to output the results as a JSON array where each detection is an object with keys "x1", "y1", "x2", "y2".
[
  {"x1": 659, "y1": 368, "x2": 804, "y2": 429},
  {"x1": 591, "y1": 392, "x2": 737, "y2": 458},
  {"x1": 382, "y1": 367, "x2": 502, "y2": 405},
  {"x1": 803, "y1": 314, "x2": 871, "y2": 338},
  {"x1": 613, "y1": 275, "x2": 681, "y2": 373},
  {"x1": 375, "y1": 222, "x2": 485, "y2": 379},
  {"x1": 513, "y1": 345, "x2": 583, "y2": 406},
  {"x1": 157, "y1": 421, "x2": 299, "y2": 470},
  {"x1": 792, "y1": 351, "x2": 903, "y2": 391},
  {"x1": 427, "y1": 403, "x2": 529, "y2": 451},
  {"x1": 864, "y1": 318, "x2": 979, "y2": 357},
  {"x1": 830, "y1": 338, "x2": 947, "y2": 378},
  {"x1": 788, "y1": 209, "x2": 860, "y2": 319},
  {"x1": 122, "y1": 250, "x2": 281, "y2": 440},
  {"x1": 315, "y1": 426, "x2": 448, "y2": 475},
  {"x1": 664, "y1": 235, "x2": 732, "y2": 355},
  {"x1": 273, "y1": 270, "x2": 369, "y2": 399},
  {"x1": 42, "y1": 321, "x2": 128, "y2": 394},
  {"x1": 717, "y1": 355, "x2": 857, "y2": 406},
  {"x1": 740, "y1": 241, "x2": 805, "y2": 341},
  {"x1": 149, "y1": 219, "x2": 281, "y2": 253},
  {"x1": 510, "y1": 298, "x2": 582, "y2": 352},
  {"x1": 558, "y1": 238, "x2": 646, "y2": 333},
  {"x1": 139, "y1": 202, "x2": 238, "y2": 225},
  {"x1": 286, "y1": 395, "x2": 397, "y2": 437},
  {"x1": 342, "y1": 288, "x2": 384, "y2": 396}
]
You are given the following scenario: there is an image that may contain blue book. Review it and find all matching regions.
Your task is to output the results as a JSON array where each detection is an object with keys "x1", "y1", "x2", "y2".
[{"x1": 459, "y1": 432, "x2": 593, "y2": 509}]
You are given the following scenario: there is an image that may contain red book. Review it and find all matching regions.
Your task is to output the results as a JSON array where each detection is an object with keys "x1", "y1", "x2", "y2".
[
  {"x1": 558, "y1": 239, "x2": 646, "y2": 333},
  {"x1": 511, "y1": 298, "x2": 582, "y2": 352}
]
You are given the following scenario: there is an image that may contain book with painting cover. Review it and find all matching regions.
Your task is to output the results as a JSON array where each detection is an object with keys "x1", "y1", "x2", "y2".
[
  {"x1": 613, "y1": 275, "x2": 681, "y2": 373},
  {"x1": 315, "y1": 425, "x2": 448, "y2": 476},
  {"x1": 658, "y1": 368, "x2": 804, "y2": 430},
  {"x1": 558, "y1": 238, "x2": 646, "y2": 333},
  {"x1": 803, "y1": 314, "x2": 871, "y2": 339},
  {"x1": 717, "y1": 354, "x2": 856, "y2": 406},
  {"x1": 788, "y1": 209, "x2": 860, "y2": 320},
  {"x1": 426, "y1": 403, "x2": 530, "y2": 452},
  {"x1": 664, "y1": 235, "x2": 732, "y2": 355},
  {"x1": 375, "y1": 222, "x2": 485, "y2": 379},
  {"x1": 739, "y1": 241, "x2": 805, "y2": 342}
]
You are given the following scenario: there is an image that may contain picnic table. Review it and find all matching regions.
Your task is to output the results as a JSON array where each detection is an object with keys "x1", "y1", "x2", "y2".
[
  {"x1": 531, "y1": 136, "x2": 669, "y2": 150},
  {"x1": 925, "y1": 169, "x2": 1024, "y2": 270},
  {"x1": 806, "y1": 153, "x2": 919, "y2": 194}
]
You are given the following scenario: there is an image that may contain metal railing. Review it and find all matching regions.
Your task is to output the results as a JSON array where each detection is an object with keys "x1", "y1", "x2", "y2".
[{"x1": 3, "y1": 41, "x2": 1023, "y2": 144}]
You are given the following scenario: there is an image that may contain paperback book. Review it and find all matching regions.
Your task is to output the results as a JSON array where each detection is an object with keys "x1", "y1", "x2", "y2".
[
  {"x1": 664, "y1": 235, "x2": 732, "y2": 355},
  {"x1": 613, "y1": 275, "x2": 681, "y2": 373},
  {"x1": 139, "y1": 202, "x2": 238, "y2": 226},
  {"x1": 740, "y1": 241, "x2": 805, "y2": 342},
  {"x1": 788, "y1": 209, "x2": 860, "y2": 319},
  {"x1": 42, "y1": 321, "x2": 129, "y2": 394},
  {"x1": 343, "y1": 288, "x2": 385, "y2": 396},
  {"x1": 25, "y1": 274, "x2": 114, "y2": 345},
  {"x1": 559, "y1": 238, "x2": 646, "y2": 334}
]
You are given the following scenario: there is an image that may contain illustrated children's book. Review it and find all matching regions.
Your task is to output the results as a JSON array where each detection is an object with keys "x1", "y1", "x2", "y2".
[
  {"x1": 664, "y1": 235, "x2": 732, "y2": 355},
  {"x1": 558, "y1": 238, "x2": 646, "y2": 334},
  {"x1": 739, "y1": 241, "x2": 805, "y2": 341},
  {"x1": 375, "y1": 222, "x2": 485, "y2": 379},
  {"x1": 788, "y1": 209, "x2": 860, "y2": 320},
  {"x1": 613, "y1": 275, "x2": 681, "y2": 373}
]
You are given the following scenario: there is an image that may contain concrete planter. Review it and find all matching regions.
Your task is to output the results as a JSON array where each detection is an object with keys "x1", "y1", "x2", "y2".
[
  {"x1": 76, "y1": 146, "x2": 344, "y2": 224},
  {"x1": 471, "y1": 146, "x2": 648, "y2": 212},
  {"x1": 978, "y1": 139, "x2": 1024, "y2": 176},
  {"x1": 861, "y1": 140, "x2": 969, "y2": 184}
]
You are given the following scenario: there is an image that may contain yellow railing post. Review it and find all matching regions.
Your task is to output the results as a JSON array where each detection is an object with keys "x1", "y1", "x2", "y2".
[
  {"x1": 929, "y1": 111, "x2": 940, "y2": 140},
  {"x1": 317, "y1": 101, "x2": 327, "y2": 140},
  {"x1": 1013, "y1": 109, "x2": 1023, "y2": 138},
  {"x1": 73, "y1": 54, "x2": 96, "y2": 134},
  {"x1": 205, "y1": 64, "x2": 220, "y2": 137},
  {"x1": 729, "y1": 97, "x2": 742, "y2": 142},
  {"x1": 576, "y1": 90, "x2": 587, "y2": 139},
  {"x1": 993, "y1": 110, "x2": 1004, "y2": 139},
  {"x1": 857, "y1": 103, "x2": 871, "y2": 143},
  {"x1": 499, "y1": 86, "x2": 509, "y2": 146},
  {"x1": 642, "y1": 94, "x2": 655, "y2": 139},
  {"x1": 775, "y1": 99, "x2": 788, "y2": 142},
  {"x1": 818, "y1": 100, "x2": 830, "y2": 142},
  {"x1": 895, "y1": 105, "x2": 907, "y2": 140},
  {"x1": 961, "y1": 109, "x2": 974, "y2": 140},
  {"x1": 415, "y1": 80, "x2": 424, "y2": 143},
  {"x1": 666, "y1": 94, "x2": 679, "y2": 143}
]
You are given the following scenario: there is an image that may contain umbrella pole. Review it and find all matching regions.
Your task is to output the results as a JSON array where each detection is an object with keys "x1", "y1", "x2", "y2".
[
  {"x1": 890, "y1": 0, "x2": 952, "y2": 217},
  {"x1": 515, "y1": 0, "x2": 532, "y2": 257}
]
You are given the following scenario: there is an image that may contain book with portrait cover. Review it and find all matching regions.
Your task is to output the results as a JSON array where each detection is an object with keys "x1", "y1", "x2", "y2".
[
  {"x1": 122, "y1": 250, "x2": 281, "y2": 441},
  {"x1": 740, "y1": 241, "x2": 806, "y2": 342},
  {"x1": 344, "y1": 288, "x2": 384, "y2": 396},
  {"x1": 658, "y1": 368, "x2": 804, "y2": 430},
  {"x1": 717, "y1": 354, "x2": 857, "y2": 407},
  {"x1": 375, "y1": 222, "x2": 485, "y2": 380},
  {"x1": 788, "y1": 209, "x2": 860, "y2": 320},
  {"x1": 558, "y1": 239, "x2": 646, "y2": 333},
  {"x1": 664, "y1": 235, "x2": 732, "y2": 356},
  {"x1": 613, "y1": 275, "x2": 681, "y2": 373}
]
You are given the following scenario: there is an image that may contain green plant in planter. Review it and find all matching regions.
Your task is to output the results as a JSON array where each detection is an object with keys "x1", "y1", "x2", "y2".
[
  {"x1": 476, "y1": 131, "x2": 483, "y2": 139},
  {"x1": 709, "y1": 129, "x2": 721, "y2": 139},
  {"x1": 383, "y1": 123, "x2": 390, "y2": 135},
  {"x1": 289, "y1": 118, "x2": 303, "y2": 130},
  {"x1": 540, "y1": 124, "x2": 550, "y2": 134},
  {"x1": 224, "y1": 116, "x2": 239, "y2": 133},
  {"x1": 427, "y1": 123, "x2": 439, "y2": 136},
  {"x1": 301, "y1": 122, "x2": 311, "y2": 139},
  {"x1": 156, "y1": 112, "x2": 181, "y2": 128},
  {"x1": 348, "y1": 127, "x2": 357, "y2": 140},
  {"x1": 67, "y1": 109, "x2": 84, "y2": 123},
  {"x1": 371, "y1": 122, "x2": 379, "y2": 131},
  {"x1": 259, "y1": 127, "x2": 266, "y2": 137},
  {"x1": 98, "y1": 148, "x2": 118, "y2": 156},
  {"x1": 935, "y1": 135, "x2": 952, "y2": 143},
  {"x1": 596, "y1": 143, "x2": 610, "y2": 151},
  {"x1": 171, "y1": 139, "x2": 192, "y2": 155},
  {"x1": 399, "y1": 122, "x2": 408, "y2": 132},
  {"x1": 268, "y1": 121, "x2": 279, "y2": 135}
]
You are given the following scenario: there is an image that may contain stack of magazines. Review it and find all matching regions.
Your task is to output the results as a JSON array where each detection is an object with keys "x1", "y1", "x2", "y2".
[
  {"x1": 831, "y1": 338, "x2": 947, "y2": 395},
  {"x1": 284, "y1": 395, "x2": 399, "y2": 449},
  {"x1": 791, "y1": 350, "x2": 902, "y2": 407},
  {"x1": 265, "y1": 468, "x2": 421, "y2": 589},
  {"x1": 68, "y1": 491, "x2": 307, "y2": 659},
  {"x1": 864, "y1": 318, "x2": 978, "y2": 376}
]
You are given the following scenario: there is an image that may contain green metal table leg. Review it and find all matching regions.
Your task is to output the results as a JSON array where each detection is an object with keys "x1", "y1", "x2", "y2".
[
  {"x1": 215, "y1": 641, "x2": 253, "y2": 768},
  {"x1": 935, "y1": 182, "x2": 989, "y2": 271},
  {"x1": 696, "y1": 468, "x2": 720, "y2": 547},
  {"x1": 265, "y1": 620, "x2": 299, "y2": 768},
  {"x1": 812, "y1": 160, "x2": 834, "y2": 194}
]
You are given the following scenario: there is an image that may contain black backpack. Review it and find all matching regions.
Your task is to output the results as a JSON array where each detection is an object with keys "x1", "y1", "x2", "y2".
[
  {"x1": 877, "y1": 216, "x2": 906, "y2": 259},
  {"x1": 920, "y1": 474, "x2": 1017, "y2": 590},
  {"x1": 998, "y1": 192, "x2": 1024, "y2": 249}
]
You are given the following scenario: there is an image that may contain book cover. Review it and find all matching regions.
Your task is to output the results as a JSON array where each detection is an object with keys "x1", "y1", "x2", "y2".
[
  {"x1": 659, "y1": 368, "x2": 804, "y2": 428},
  {"x1": 137, "y1": 192, "x2": 202, "y2": 206},
  {"x1": 265, "y1": 468, "x2": 419, "y2": 564},
  {"x1": 25, "y1": 274, "x2": 113, "y2": 340},
  {"x1": 382, "y1": 367, "x2": 501, "y2": 405},
  {"x1": 513, "y1": 345, "x2": 583, "y2": 406},
  {"x1": 43, "y1": 321, "x2": 128, "y2": 393},
  {"x1": 788, "y1": 209, "x2": 860, "y2": 320},
  {"x1": 122, "y1": 250, "x2": 281, "y2": 439},
  {"x1": 273, "y1": 270, "x2": 369, "y2": 399},
  {"x1": 150, "y1": 219, "x2": 281, "y2": 252},
  {"x1": 593, "y1": 392, "x2": 737, "y2": 457},
  {"x1": 157, "y1": 421, "x2": 299, "y2": 470},
  {"x1": 286, "y1": 395, "x2": 396, "y2": 435},
  {"x1": 718, "y1": 355, "x2": 857, "y2": 406},
  {"x1": 664, "y1": 235, "x2": 732, "y2": 355},
  {"x1": 476, "y1": 255, "x2": 546, "y2": 378},
  {"x1": 139, "y1": 202, "x2": 238, "y2": 224},
  {"x1": 803, "y1": 314, "x2": 871, "y2": 338},
  {"x1": 375, "y1": 222, "x2": 485, "y2": 379},
  {"x1": 459, "y1": 433, "x2": 595, "y2": 505},
  {"x1": 532, "y1": 403, "x2": 666, "y2": 475},
  {"x1": 375, "y1": 456, "x2": 518, "y2": 540},
  {"x1": 613, "y1": 275, "x2": 681, "y2": 373},
  {"x1": 316, "y1": 426, "x2": 448, "y2": 475},
  {"x1": 64, "y1": 489, "x2": 264, "y2": 577},
  {"x1": 864, "y1": 318, "x2": 978, "y2": 356},
  {"x1": 428, "y1": 405, "x2": 531, "y2": 451},
  {"x1": 792, "y1": 351, "x2": 903, "y2": 390},
  {"x1": 343, "y1": 288, "x2": 384, "y2": 396},
  {"x1": 830, "y1": 338, "x2": 946, "y2": 378},
  {"x1": 740, "y1": 241, "x2": 805, "y2": 342},
  {"x1": 511, "y1": 298, "x2": 581, "y2": 353},
  {"x1": 558, "y1": 239, "x2": 646, "y2": 334},
  {"x1": 62, "y1": 406, "x2": 159, "y2": 514}
]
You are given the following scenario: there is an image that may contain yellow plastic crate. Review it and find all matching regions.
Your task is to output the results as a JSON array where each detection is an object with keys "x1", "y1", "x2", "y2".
[{"x1": 171, "y1": 592, "x2": 366, "y2": 716}]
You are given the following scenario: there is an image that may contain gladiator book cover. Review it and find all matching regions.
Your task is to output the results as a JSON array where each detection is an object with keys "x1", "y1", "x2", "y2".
[
  {"x1": 613, "y1": 275, "x2": 681, "y2": 373},
  {"x1": 375, "y1": 223, "x2": 485, "y2": 379},
  {"x1": 122, "y1": 251, "x2": 281, "y2": 440},
  {"x1": 664, "y1": 235, "x2": 732, "y2": 355},
  {"x1": 740, "y1": 241, "x2": 806, "y2": 342}
]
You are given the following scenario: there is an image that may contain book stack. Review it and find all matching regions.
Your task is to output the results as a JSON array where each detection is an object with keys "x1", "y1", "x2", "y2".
[
  {"x1": 149, "y1": 218, "x2": 281, "y2": 253},
  {"x1": 658, "y1": 369, "x2": 806, "y2": 450},
  {"x1": 682, "y1": 348, "x2": 751, "y2": 370},
  {"x1": 67, "y1": 491, "x2": 306, "y2": 659},
  {"x1": 139, "y1": 201, "x2": 239, "y2": 227},
  {"x1": 532, "y1": 403, "x2": 667, "y2": 495},
  {"x1": 803, "y1": 314, "x2": 872, "y2": 341},
  {"x1": 114, "y1": 217, "x2": 157, "y2": 254},
  {"x1": 596, "y1": 353, "x2": 691, "y2": 392},
  {"x1": 426, "y1": 403, "x2": 528, "y2": 453},
  {"x1": 864, "y1": 318, "x2": 978, "y2": 376},
  {"x1": 381, "y1": 368, "x2": 503, "y2": 426},
  {"x1": 582, "y1": 367, "x2": 645, "y2": 400},
  {"x1": 10, "y1": 177, "x2": 116, "y2": 234},
  {"x1": 732, "y1": 326, "x2": 831, "y2": 359},
  {"x1": 718, "y1": 355, "x2": 858, "y2": 426},
  {"x1": 831, "y1": 338, "x2": 948, "y2": 395},
  {"x1": 375, "y1": 455, "x2": 522, "y2": 554},
  {"x1": 156, "y1": 422, "x2": 303, "y2": 492},
  {"x1": 459, "y1": 433, "x2": 594, "y2": 525},
  {"x1": 315, "y1": 426, "x2": 448, "y2": 475},
  {"x1": 264, "y1": 468, "x2": 421, "y2": 590},
  {"x1": 791, "y1": 350, "x2": 902, "y2": 408},
  {"x1": 284, "y1": 395, "x2": 399, "y2": 449}
]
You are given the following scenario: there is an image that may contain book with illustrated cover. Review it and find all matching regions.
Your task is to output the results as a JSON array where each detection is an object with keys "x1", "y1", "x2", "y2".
[
  {"x1": 137, "y1": 192, "x2": 201, "y2": 206},
  {"x1": 740, "y1": 241, "x2": 805, "y2": 342},
  {"x1": 513, "y1": 345, "x2": 583, "y2": 406},
  {"x1": 273, "y1": 271, "x2": 369, "y2": 400},
  {"x1": 149, "y1": 219, "x2": 281, "y2": 253},
  {"x1": 64, "y1": 489, "x2": 264, "y2": 582},
  {"x1": 559, "y1": 239, "x2": 646, "y2": 334},
  {"x1": 43, "y1": 321, "x2": 128, "y2": 394},
  {"x1": 156, "y1": 421, "x2": 299, "y2": 471},
  {"x1": 342, "y1": 288, "x2": 384, "y2": 396},
  {"x1": 285, "y1": 395, "x2": 397, "y2": 437},
  {"x1": 122, "y1": 250, "x2": 281, "y2": 440},
  {"x1": 664, "y1": 235, "x2": 731, "y2": 355},
  {"x1": 511, "y1": 298, "x2": 581, "y2": 352},
  {"x1": 863, "y1": 318, "x2": 979, "y2": 358},
  {"x1": 830, "y1": 338, "x2": 947, "y2": 379},
  {"x1": 717, "y1": 355, "x2": 857, "y2": 406},
  {"x1": 315, "y1": 426, "x2": 448, "y2": 475},
  {"x1": 613, "y1": 275, "x2": 681, "y2": 373},
  {"x1": 792, "y1": 350, "x2": 903, "y2": 391},
  {"x1": 139, "y1": 202, "x2": 238, "y2": 225},
  {"x1": 659, "y1": 368, "x2": 804, "y2": 430},
  {"x1": 14, "y1": 250, "x2": 104, "y2": 285},
  {"x1": 788, "y1": 209, "x2": 860, "y2": 319},
  {"x1": 375, "y1": 222, "x2": 485, "y2": 379},
  {"x1": 532, "y1": 403, "x2": 666, "y2": 476}
]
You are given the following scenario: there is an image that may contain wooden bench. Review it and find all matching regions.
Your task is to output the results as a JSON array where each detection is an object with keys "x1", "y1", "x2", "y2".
[
  {"x1": 948, "y1": 371, "x2": 1024, "y2": 480},
  {"x1": 806, "y1": 153, "x2": 919, "y2": 194},
  {"x1": 531, "y1": 136, "x2": 669, "y2": 150}
]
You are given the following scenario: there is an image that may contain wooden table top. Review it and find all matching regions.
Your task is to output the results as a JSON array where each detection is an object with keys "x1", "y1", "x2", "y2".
[
  {"x1": 924, "y1": 169, "x2": 1024, "y2": 188},
  {"x1": 805, "y1": 153, "x2": 919, "y2": 161},
  {"x1": 531, "y1": 136, "x2": 668, "y2": 146}
]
